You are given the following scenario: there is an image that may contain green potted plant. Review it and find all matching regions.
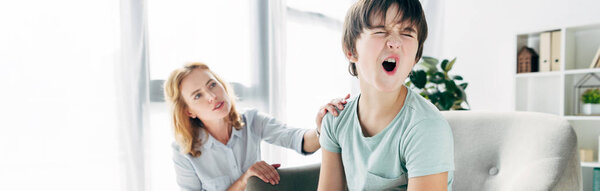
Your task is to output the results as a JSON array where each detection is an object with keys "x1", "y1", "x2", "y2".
[
  {"x1": 581, "y1": 88, "x2": 600, "y2": 115},
  {"x1": 405, "y1": 56, "x2": 470, "y2": 111}
]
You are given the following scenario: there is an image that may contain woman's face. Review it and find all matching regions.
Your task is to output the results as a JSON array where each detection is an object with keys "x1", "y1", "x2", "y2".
[{"x1": 180, "y1": 68, "x2": 231, "y2": 123}]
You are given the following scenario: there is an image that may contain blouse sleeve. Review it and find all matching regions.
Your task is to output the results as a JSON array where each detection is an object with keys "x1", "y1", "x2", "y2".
[
  {"x1": 249, "y1": 110, "x2": 310, "y2": 155},
  {"x1": 171, "y1": 143, "x2": 204, "y2": 191}
]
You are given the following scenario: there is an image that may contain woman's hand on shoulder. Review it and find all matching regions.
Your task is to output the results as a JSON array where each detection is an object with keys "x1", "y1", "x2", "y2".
[
  {"x1": 316, "y1": 94, "x2": 350, "y2": 131},
  {"x1": 242, "y1": 161, "x2": 281, "y2": 185}
]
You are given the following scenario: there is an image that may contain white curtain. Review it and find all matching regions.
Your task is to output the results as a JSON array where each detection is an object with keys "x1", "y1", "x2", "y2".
[
  {"x1": 0, "y1": 0, "x2": 134, "y2": 190},
  {"x1": 118, "y1": 0, "x2": 150, "y2": 190},
  {"x1": 421, "y1": 0, "x2": 446, "y2": 58}
]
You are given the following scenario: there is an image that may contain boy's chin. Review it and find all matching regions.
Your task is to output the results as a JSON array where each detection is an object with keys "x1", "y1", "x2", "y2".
[{"x1": 372, "y1": 80, "x2": 405, "y2": 93}]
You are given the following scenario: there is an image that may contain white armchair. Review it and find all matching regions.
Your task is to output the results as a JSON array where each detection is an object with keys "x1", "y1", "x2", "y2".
[{"x1": 247, "y1": 111, "x2": 581, "y2": 190}]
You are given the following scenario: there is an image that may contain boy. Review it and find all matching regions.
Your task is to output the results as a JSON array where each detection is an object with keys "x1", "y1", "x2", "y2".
[{"x1": 317, "y1": 0, "x2": 454, "y2": 190}]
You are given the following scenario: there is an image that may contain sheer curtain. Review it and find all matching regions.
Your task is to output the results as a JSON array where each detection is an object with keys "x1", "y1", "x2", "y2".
[
  {"x1": 0, "y1": 0, "x2": 130, "y2": 190},
  {"x1": 421, "y1": 0, "x2": 446, "y2": 58},
  {"x1": 118, "y1": 0, "x2": 150, "y2": 190}
]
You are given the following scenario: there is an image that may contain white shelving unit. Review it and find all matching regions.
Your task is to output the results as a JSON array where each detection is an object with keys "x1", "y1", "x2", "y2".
[
  {"x1": 581, "y1": 162, "x2": 600, "y2": 168},
  {"x1": 514, "y1": 23, "x2": 600, "y2": 169}
]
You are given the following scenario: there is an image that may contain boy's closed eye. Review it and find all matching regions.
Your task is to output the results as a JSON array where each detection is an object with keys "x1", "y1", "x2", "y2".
[
  {"x1": 370, "y1": 28, "x2": 387, "y2": 35},
  {"x1": 401, "y1": 27, "x2": 417, "y2": 38}
]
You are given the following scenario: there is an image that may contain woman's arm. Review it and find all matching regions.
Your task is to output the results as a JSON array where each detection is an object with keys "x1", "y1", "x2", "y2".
[
  {"x1": 302, "y1": 94, "x2": 350, "y2": 153},
  {"x1": 407, "y1": 172, "x2": 448, "y2": 191},
  {"x1": 302, "y1": 129, "x2": 321, "y2": 153},
  {"x1": 317, "y1": 149, "x2": 346, "y2": 191}
]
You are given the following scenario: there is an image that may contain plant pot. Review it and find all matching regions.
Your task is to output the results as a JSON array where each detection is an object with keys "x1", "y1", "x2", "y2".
[{"x1": 582, "y1": 103, "x2": 600, "y2": 115}]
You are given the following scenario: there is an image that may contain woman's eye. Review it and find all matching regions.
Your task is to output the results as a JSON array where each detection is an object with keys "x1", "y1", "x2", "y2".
[
  {"x1": 402, "y1": 33, "x2": 414, "y2": 37},
  {"x1": 194, "y1": 93, "x2": 202, "y2": 100},
  {"x1": 210, "y1": 82, "x2": 217, "y2": 88},
  {"x1": 374, "y1": 31, "x2": 386, "y2": 34}
]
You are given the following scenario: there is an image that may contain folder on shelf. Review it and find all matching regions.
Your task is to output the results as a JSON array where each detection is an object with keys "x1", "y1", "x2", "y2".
[
  {"x1": 539, "y1": 32, "x2": 552, "y2": 72},
  {"x1": 591, "y1": 45, "x2": 600, "y2": 68},
  {"x1": 551, "y1": 31, "x2": 561, "y2": 71}
]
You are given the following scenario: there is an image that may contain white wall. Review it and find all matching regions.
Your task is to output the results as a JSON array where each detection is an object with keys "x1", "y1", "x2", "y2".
[{"x1": 441, "y1": 0, "x2": 600, "y2": 111}]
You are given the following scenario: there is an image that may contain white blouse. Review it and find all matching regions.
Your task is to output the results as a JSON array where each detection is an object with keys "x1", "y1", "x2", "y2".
[{"x1": 172, "y1": 109, "x2": 309, "y2": 191}]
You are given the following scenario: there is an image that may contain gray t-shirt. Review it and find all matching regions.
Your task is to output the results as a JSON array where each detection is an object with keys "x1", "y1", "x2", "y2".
[{"x1": 320, "y1": 87, "x2": 455, "y2": 190}]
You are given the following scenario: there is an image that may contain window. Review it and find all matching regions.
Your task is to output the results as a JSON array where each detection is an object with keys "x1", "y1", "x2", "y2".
[
  {"x1": 281, "y1": 0, "x2": 355, "y2": 167},
  {"x1": 147, "y1": 1, "x2": 254, "y2": 190}
]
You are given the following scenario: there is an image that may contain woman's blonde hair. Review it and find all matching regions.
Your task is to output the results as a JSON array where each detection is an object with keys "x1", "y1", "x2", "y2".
[{"x1": 164, "y1": 62, "x2": 244, "y2": 157}]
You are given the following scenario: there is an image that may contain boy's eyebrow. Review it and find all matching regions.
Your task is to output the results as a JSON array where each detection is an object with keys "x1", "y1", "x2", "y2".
[
  {"x1": 369, "y1": 26, "x2": 417, "y2": 34},
  {"x1": 368, "y1": 25, "x2": 386, "y2": 29},
  {"x1": 402, "y1": 27, "x2": 417, "y2": 33}
]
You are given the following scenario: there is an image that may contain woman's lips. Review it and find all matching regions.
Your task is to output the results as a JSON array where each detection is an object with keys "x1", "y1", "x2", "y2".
[{"x1": 213, "y1": 101, "x2": 224, "y2": 111}]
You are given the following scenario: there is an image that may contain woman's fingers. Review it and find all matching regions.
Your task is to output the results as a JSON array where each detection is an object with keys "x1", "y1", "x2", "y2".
[
  {"x1": 335, "y1": 100, "x2": 345, "y2": 110},
  {"x1": 254, "y1": 161, "x2": 279, "y2": 185},
  {"x1": 264, "y1": 162, "x2": 280, "y2": 184},
  {"x1": 325, "y1": 104, "x2": 338, "y2": 116},
  {"x1": 271, "y1": 163, "x2": 281, "y2": 169},
  {"x1": 317, "y1": 94, "x2": 350, "y2": 127},
  {"x1": 250, "y1": 165, "x2": 270, "y2": 183},
  {"x1": 257, "y1": 162, "x2": 275, "y2": 184}
]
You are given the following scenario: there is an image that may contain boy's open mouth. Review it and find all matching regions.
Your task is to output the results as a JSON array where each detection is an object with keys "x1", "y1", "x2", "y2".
[{"x1": 382, "y1": 58, "x2": 397, "y2": 72}]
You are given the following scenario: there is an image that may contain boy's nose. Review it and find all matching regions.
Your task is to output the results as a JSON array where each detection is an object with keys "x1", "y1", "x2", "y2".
[{"x1": 387, "y1": 40, "x2": 401, "y2": 49}]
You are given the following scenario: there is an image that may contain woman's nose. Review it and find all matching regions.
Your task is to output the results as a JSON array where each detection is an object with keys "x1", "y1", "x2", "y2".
[{"x1": 207, "y1": 92, "x2": 216, "y2": 103}]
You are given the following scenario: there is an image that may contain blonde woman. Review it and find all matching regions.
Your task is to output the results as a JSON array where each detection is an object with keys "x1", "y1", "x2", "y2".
[{"x1": 164, "y1": 62, "x2": 348, "y2": 191}]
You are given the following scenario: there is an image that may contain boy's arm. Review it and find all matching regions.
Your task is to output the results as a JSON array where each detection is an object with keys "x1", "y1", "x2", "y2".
[
  {"x1": 407, "y1": 172, "x2": 448, "y2": 191},
  {"x1": 317, "y1": 149, "x2": 346, "y2": 191}
]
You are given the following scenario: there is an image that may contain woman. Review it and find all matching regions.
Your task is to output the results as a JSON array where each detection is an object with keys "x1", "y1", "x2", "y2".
[{"x1": 164, "y1": 62, "x2": 347, "y2": 191}]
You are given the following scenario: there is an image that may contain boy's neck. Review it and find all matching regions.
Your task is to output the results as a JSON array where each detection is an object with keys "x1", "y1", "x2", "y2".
[{"x1": 357, "y1": 84, "x2": 408, "y2": 136}]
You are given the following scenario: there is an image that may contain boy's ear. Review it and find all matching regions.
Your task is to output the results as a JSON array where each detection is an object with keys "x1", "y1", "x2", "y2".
[{"x1": 346, "y1": 51, "x2": 358, "y2": 63}]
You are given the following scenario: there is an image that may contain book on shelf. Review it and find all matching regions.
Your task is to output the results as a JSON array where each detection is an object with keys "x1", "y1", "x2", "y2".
[{"x1": 591, "y1": 45, "x2": 600, "y2": 68}]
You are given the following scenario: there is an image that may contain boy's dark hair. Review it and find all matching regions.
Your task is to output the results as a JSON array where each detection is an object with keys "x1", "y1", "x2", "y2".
[{"x1": 342, "y1": 0, "x2": 428, "y2": 76}]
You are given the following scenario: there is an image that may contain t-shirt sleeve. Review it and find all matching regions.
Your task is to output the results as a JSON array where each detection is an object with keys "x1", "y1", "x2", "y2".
[
  {"x1": 402, "y1": 119, "x2": 455, "y2": 178},
  {"x1": 319, "y1": 113, "x2": 341, "y2": 153},
  {"x1": 252, "y1": 110, "x2": 309, "y2": 155}
]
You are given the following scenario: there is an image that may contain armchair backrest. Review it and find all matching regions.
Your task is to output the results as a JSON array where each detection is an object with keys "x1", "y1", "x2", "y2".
[
  {"x1": 247, "y1": 111, "x2": 581, "y2": 191},
  {"x1": 442, "y1": 111, "x2": 580, "y2": 191}
]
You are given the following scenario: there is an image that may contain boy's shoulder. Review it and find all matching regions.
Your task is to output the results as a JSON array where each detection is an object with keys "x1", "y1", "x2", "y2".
[
  {"x1": 322, "y1": 95, "x2": 359, "y2": 130},
  {"x1": 403, "y1": 87, "x2": 447, "y2": 122}
]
